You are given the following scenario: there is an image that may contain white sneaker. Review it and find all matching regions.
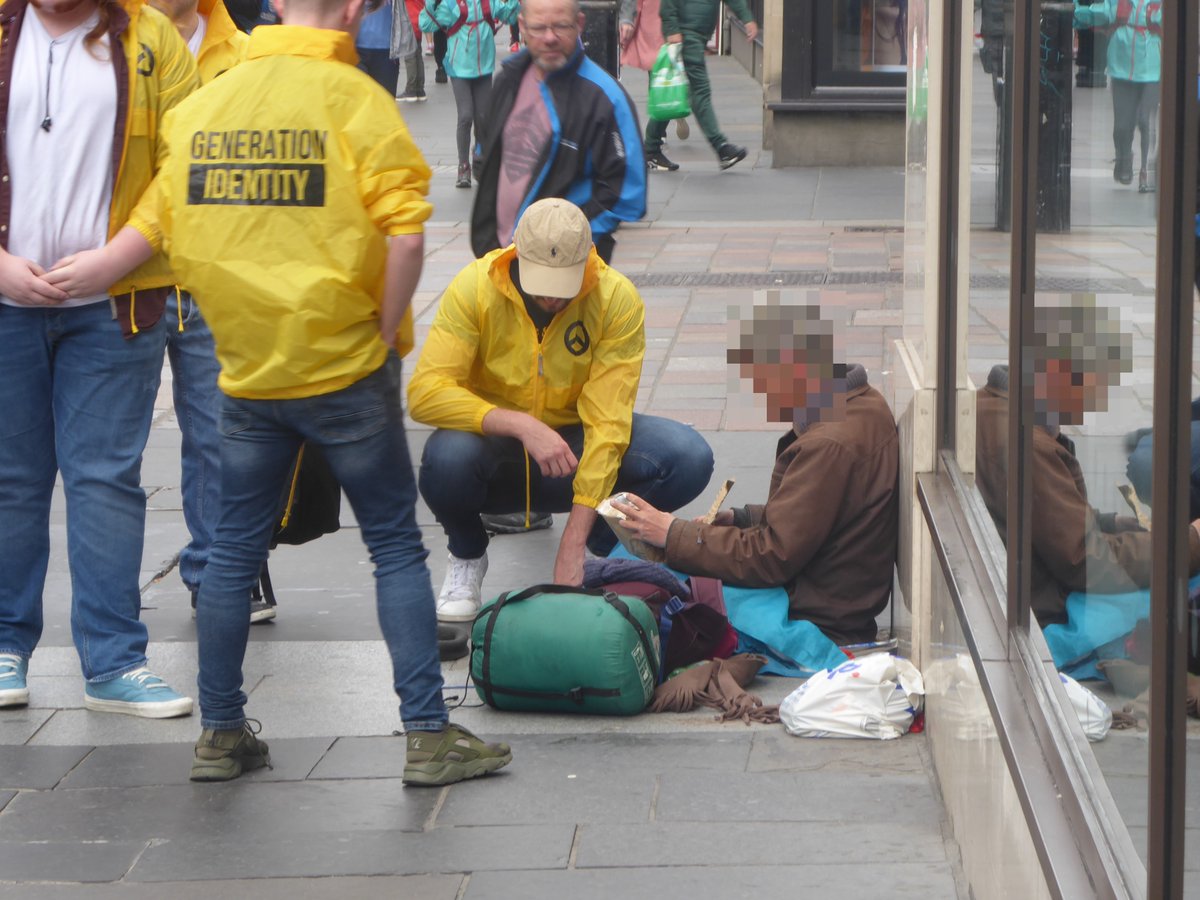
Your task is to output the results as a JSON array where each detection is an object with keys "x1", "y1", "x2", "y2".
[{"x1": 437, "y1": 553, "x2": 488, "y2": 622}]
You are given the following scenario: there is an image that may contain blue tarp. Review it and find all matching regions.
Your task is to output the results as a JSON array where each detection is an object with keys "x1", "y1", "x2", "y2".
[{"x1": 1042, "y1": 574, "x2": 1200, "y2": 680}]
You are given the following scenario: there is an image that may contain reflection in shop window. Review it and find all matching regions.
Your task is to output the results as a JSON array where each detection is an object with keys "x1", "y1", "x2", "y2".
[{"x1": 832, "y1": 0, "x2": 908, "y2": 73}]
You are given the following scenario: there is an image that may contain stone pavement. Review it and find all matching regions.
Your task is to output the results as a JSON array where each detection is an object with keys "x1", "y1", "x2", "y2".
[{"x1": 0, "y1": 48, "x2": 967, "y2": 898}]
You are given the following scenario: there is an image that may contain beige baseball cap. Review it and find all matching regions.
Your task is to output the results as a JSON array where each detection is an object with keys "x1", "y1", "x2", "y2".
[{"x1": 513, "y1": 198, "x2": 593, "y2": 299}]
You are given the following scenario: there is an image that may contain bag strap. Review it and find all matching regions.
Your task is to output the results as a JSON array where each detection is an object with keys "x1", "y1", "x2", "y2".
[
  {"x1": 497, "y1": 583, "x2": 615, "y2": 606},
  {"x1": 446, "y1": 0, "x2": 495, "y2": 37}
]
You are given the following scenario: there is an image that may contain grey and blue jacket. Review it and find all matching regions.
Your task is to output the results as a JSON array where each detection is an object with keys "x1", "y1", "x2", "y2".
[{"x1": 470, "y1": 43, "x2": 647, "y2": 257}]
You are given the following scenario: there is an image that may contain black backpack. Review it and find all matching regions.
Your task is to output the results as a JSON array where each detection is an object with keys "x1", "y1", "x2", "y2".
[{"x1": 254, "y1": 444, "x2": 342, "y2": 609}]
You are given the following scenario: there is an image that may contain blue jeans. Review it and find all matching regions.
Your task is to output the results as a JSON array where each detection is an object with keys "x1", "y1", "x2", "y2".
[
  {"x1": 419, "y1": 413, "x2": 714, "y2": 559},
  {"x1": 164, "y1": 292, "x2": 222, "y2": 593},
  {"x1": 197, "y1": 354, "x2": 447, "y2": 731},
  {"x1": 0, "y1": 302, "x2": 165, "y2": 681}
]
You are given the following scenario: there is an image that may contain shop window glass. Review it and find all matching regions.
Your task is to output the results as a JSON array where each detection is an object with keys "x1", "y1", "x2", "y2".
[
  {"x1": 812, "y1": 0, "x2": 907, "y2": 91},
  {"x1": 958, "y1": 0, "x2": 1164, "y2": 870},
  {"x1": 831, "y1": 0, "x2": 908, "y2": 73},
  {"x1": 1033, "y1": 0, "x2": 1158, "y2": 868}
]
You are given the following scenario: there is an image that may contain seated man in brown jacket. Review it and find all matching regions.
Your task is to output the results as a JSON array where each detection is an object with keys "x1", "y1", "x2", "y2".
[
  {"x1": 613, "y1": 300, "x2": 899, "y2": 645},
  {"x1": 974, "y1": 301, "x2": 1200, "y2": 628}
]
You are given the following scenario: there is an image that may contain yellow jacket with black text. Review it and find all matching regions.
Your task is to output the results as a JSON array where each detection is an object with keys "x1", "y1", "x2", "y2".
[
  {"x1": 129, "y1": 25, "x2": 432, "y2": 399},
  {"x1": 407, "y1": 246, "x2": 645, "y2": 509}
]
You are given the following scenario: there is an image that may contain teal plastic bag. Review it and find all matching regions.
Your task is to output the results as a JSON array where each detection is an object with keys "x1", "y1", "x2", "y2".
[{"x1": 647, "y1": 43, "x2": 690, "y2": 121}]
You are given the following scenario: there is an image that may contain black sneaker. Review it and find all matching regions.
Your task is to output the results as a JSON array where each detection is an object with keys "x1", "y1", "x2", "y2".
[
  {"x1": 646, "y1": 151, "x2": 679, "y2": 172},
  {"x1": 455, "y1": 163, "x2": 472, "y2": 189},
  {"x1": 249, "y1": 599, "x2": 276, "y2": 624},
  {"x1": 435, "y1": 67, "x2": 448, "y2": 84},
  {"x1": 717, "y1": 143, "x2": 747, "y2": 170},
  {"x1": 191, "y1": 589, "x2": 276, "y2": 624}
]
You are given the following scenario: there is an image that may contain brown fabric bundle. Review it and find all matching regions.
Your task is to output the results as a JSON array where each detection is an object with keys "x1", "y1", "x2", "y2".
[
  {"x1": 1109, "y1": 674, "x2": 1200, "y2": 730},
  {"x1": 648, "y1": 654, "x2": 779, "y2": 725}
]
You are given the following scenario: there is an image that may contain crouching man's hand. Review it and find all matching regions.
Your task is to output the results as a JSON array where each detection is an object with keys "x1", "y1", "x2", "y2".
[
  {"x1": 612, "y1": 493, "x2": 676, "y2": 549},
  {"x1": 553, "y1": 503, "x2": 597, "y2": 586},
  {"x1": 482, "y1": 408, "x2": 579, "y2": 479}
]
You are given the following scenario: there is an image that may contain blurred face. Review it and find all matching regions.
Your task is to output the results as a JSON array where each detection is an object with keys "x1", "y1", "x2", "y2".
[
  {"x1": 147, "y1": 0, "x2": 199, "y2": 31},
  {"x1": 741, "y1": 353, "x2": 840, "y2": 423},
  {"x1": 30, "y1": 0, "x2": 96, "y2": 24},
  {"x1": 530, "y1": 294, "x2": 572, "y2": 315},
  {"x1": 520, "y1": 0, "x2": 583, "y2": 73},
  {"x1": 1034, "y1": 357, "x2": 1105, "y2": 426}
]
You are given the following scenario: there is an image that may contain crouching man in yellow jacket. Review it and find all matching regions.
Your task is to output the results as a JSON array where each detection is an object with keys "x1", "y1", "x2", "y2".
[
  {"x1": 47, "y1": 0, "x2": 513, "y2": 787},
  {"x1": 407, "y1": 198, "x2": 714, "y2": 622}
]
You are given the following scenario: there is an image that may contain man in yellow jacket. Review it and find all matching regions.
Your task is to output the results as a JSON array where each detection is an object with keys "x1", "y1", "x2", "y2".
[
  {"x1": 0, "y1": 0, "x2": 198, "y2": 718},
  {"x1": 145, "y1": 0, "x2": 269, "y2": 622},
  {"x1": 408, "y1": 198, "x2": 713, "y2": 621},
  {"x1": 48, "y1": 0, "x2": 513, "y2": 786}
]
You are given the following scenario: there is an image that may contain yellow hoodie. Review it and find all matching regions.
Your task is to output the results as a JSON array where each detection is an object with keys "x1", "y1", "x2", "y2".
[
  {"x1": 407, "y1": 246, "x2": 645, "y2": 509},
  {"x1": 0, "y1": 0, "x2": 202, "y2": 296},
  {"x1": 130, "y1": 25, "x2": 432, "y2": 399},
  {"x1": 195, "y1": 0, "x2": 248, "y2": 82}
]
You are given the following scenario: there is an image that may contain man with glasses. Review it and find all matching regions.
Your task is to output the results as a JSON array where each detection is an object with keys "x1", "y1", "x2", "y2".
[{"x1": 470, "y1": 0, "x2": 646, "y2": 264}]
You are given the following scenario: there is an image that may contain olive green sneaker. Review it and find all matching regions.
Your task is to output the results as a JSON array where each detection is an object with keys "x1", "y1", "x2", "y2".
[
  {"x1": 190, "y1": 720, "x2": 271, "y2": 782},
  {"x1": 402, "y1": 723, "x2": 512, "y2": 786}
]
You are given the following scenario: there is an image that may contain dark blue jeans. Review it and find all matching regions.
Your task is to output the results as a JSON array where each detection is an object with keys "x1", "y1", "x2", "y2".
[
  {"x1": 164, "y1": 292, "x2": 222, "y2": 593},
  {"x1": 419, "y1": 413, "x2": 714, "y2": 559},
  {"x1": 197, "y1": 355, "x2": 446, "y2": 731},
  {"x1": 0, "y1": 302, "x2": 165, "y2": 682}
]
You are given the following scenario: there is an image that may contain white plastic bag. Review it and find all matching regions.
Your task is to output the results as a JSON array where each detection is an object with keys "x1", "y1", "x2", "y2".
[
  {"x1": 1058, "y1": 672, "x2": 1112, "y2": 742},
  {"x1": 780, "y1": 654, "x2": 925, "y2": 739}
]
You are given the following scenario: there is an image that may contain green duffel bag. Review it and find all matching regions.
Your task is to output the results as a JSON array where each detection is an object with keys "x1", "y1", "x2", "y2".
[{"x1": 471, "y1": 584, "x2": 661, "y2": 715}]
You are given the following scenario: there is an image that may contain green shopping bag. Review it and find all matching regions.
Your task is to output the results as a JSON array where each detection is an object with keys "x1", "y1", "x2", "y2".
[{"x1": 647, "y1": 43, "x2": 690, "y2": 122}]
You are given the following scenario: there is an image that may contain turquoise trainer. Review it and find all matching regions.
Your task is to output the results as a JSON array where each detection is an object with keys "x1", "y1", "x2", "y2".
[
  {"x1": 0, "y1": 653, "x2": 29, "y2": 708},
  {"x1": 84, "y1": 668, "x2": 193, "y2": 718}
]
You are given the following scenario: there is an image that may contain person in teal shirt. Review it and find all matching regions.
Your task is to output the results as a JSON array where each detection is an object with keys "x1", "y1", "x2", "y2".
[
  {"x1": 1074, "y1": 0, "x2": 1162, "y2": 190},
  {"x1": 421, "y1": 0, "x2": 519, "y2": 187}
]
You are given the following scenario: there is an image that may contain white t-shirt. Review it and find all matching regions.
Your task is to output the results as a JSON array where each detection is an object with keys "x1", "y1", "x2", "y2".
[
  {"x1": 186, "y1": 13, "x2": 207, "y2": 58},
  {"x1": 4, "y1": 9, "x2": 117, "y2": 308}
]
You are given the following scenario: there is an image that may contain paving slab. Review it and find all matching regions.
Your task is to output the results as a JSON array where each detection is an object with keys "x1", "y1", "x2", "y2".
[
  {"x1": 436, "y1": 765, "x2": 654, "y2": 826},
  {"x1": 58, "y1": 737, "x2": 335, "y2": 789},
  {"x1": 656, "y1": 769, "x2": 943, "y2": 825},
  {"x1": 0, "y1": 840, "x2": 146, "y2": 884},
  {"x1": 573, "y1": 820, "x2": 948, "y2": 868},
  {"x1": 0, "y1": 875, "x2": 463, "y2": 900},
  {"x1": 464, "y1": 863, "x2": 960, "y2": 900},
  {"x1": 0, "y1": 710, "x2": 56, "y2": 747},
  {"x1": 0, "y1": 779, "x2": 437, "y2": 842},
  {"x1": 0, "y1": 746, "x2": 91, "y2": 790},
  {"x1": 0, "y1": 793, "x2": 13, "y2": 814},
  {"x1": 126, "y1": 824, "x2": 572, "y2": 881},
  {"x1": 746, "y1": 729, "x2": 928, "y2": 775}
]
